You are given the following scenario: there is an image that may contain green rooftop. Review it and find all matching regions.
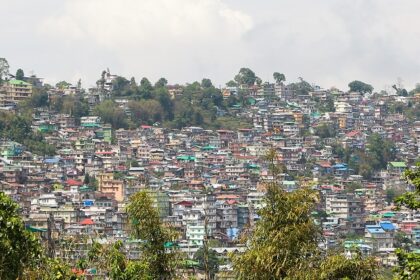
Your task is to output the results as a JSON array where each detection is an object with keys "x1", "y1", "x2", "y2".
[
  {"x1": 9, "y1": 79, "x2": 31, "y2": 86},
  {"x1": 389, "y1": 162, "x2": 406, "y2": 168}
]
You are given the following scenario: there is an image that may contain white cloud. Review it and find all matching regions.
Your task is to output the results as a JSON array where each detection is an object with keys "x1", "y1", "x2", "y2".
[
  {"x1": 2, "y1": 0, "x2": 420, "y2": 90},
  {"x1": 38, "y1": 0, "x2": 253, "y2": 86}
]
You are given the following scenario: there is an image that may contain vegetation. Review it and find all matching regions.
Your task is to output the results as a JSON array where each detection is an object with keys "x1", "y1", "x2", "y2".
[
  {"x1": 334, "y1": 133, "x2": 396, "y2": 179},
  {"x1": 273, "y1": 72, "x2": 286, "y2": 84},
  {"x1": 93, "y1": 100, "x2": 128, "y2": 129},
  {"x1": 314, "y1": 123, "x2": 337, "y2": 138},
  {"x1": 289, "y1": 77, "x2": 313, "y2": 95},
  {"x1": 194, "y1": 247, "x2": 219, "y2": 279},
  {"x1": 231, "y1": 150, "x2": 379, "y2": 279},
  {"x1": 234, "y1": 68, "x2": 257, "y2": 86},
  {"x1": 15, "y1": 68, "x2": 24, "y2": 80},
  {"x1": 0, "y1": 193, "x2": 42, "y2": 279},
  {"x1": 394, "y1": 163, "x2": 420, "y2": 279},
  {"x1": 127, "y1": 191, "x2": 179, "y2": 279},
  {"x1": 348, "y1": 80, "x2": 374, "y2": 94},
  {"x1": 0, "y1": 111, "x2": 56, "y2": 155},
  {"x1": 0, "y1": 57, "x2": 9, "y2": 85}
]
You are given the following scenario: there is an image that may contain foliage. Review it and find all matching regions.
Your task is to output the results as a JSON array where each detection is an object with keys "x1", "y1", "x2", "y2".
[
  {"x1": 201, "y1": 78, "x2": 213, "y2": 88},
  {"x1": 316, "y1": 95, "x2": 335, "y2": 113},
  {"x1": 348, "y1": 80, "x2": 374, "y2": 94},
  {"x1": 395, "y1": 162, "x2": 420, "y2": 211},
  {"x1": 314, "y1": 123, "x2": 337, "y2": 138},
  {"x1": 231, "y1": 151, "x2": 379, "y2": 280},
  {"x1": 55, "y1": 81, "x2": 71, "y2": 89},
  {"x1": 0, "y1": 193, "x2": 43, "y2": 280},
  {"x1": 0, "y1": 57, "x2": 9, "y2": 85},
  {"x1": 193, "y1": 247, "x2": 219, "y2": 279},
  {"x1": 155, "y1": 77, "x2": 168, "y2": 88},
  {"x1": 128, "y1": 99, "x2": 164, "y2": 125},
  {"x1": 393, "y1": 163, "x2": 420, "y2": 279},
  {"x1": 94, "y1": 241, "x2": 152, "y2": 280},
  {"x1": 93, "y1": 100, "x2": 128, "y2": 129},
  {"x1": 234, "y1": 68, "x2": 257, "y2": 86},
  {"x1": 273, "y1": 72, "x2": 286, "y2": 83},
  {"x1": 225, "y1": 80, "x2": 238, "y2": 87},
  {"x1": 127, "y1": 191, "x2": 178, "y2": 279},
  {"x1": 395, "y1": 249, "x2": 420, "y2": 280},
  {"x1": 289, "y1": 77, "x2": 313, "y2": 95},
  {"x1": 0, "y1": 111, "x2": 56, "y2": 155},
  {"x1": 16, "y1": 68, "x2": 24, "y2": 80},
  {"x1": 365, "y1": 133, "x2": 396, "y2": 170}
]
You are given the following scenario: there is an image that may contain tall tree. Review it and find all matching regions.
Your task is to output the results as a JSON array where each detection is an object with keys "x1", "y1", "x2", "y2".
[
  {"x1": 93, "y1": 100, "x2": 128, "y2": 129},
  {"x1": 201, "y1": 78, "x2": 213, "y2": 88},
  {"x1": 140, "y1": 77, "x2": 154, "y2": 99},
  {"x1": 234, "y1": 68, "x2": 257, "y2": 87},
  {"x1": 127, "y1": 191, "x2": 178, "y2": 279},
  {"x1": 348, "y1": 80, "x2": 374, "y2": 94},
  {"x1": 273, "y1": 72, "x2": 286, "y2": 84},
  {"x1": 231, "y1": 151, "x2": 378, "y2": 279},
  {"x1": 0, "y1": 193, "x2": 42, "y2": 280},
  {"x1": 0, "y1": 57, "x2": 10, "y2": 85},
  {"x1": 15, "y1": 68, "x2": 25, "y2": 80},
  {"x1": 394, "y1": 163, "x2": 420, "y2": 279},
  {"x1": 55, "y1": 81, "x2": 71, "y2": 89},
  {"x1": 155, "y1": 77, "x2": 168, "y2": 88},
  {"x1": 194, "y1": 247, "x2": 219, "y2": 279}
]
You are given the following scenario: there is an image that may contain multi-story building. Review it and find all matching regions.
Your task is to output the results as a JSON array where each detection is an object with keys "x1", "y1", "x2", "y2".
[{"x1": 0, "y1": 79, "x2": 33, "y2": 106}]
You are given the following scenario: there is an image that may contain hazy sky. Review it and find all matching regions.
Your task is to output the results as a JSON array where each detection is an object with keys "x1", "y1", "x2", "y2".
[{"x1": 1, "y1": 0, "x2": 420, "y2": 91}]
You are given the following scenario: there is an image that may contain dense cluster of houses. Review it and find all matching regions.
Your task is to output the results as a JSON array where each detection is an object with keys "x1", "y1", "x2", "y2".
[{"x1": 1, "y1": 74, "x2": 419, "y2": 269}]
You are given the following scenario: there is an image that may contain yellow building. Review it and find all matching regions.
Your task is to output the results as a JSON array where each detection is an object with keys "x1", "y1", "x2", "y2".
[
  {"x1": 97, "y1": 173, "x2": 124, "y2": 202},
  {"x1": 0, "y1": 79, "x2": 33, "y2": 106}
]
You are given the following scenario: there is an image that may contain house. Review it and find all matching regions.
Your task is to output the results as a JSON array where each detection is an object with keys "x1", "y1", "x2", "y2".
[{"x1": 0, "y1": 79, "x2": 33, "y2": 107}]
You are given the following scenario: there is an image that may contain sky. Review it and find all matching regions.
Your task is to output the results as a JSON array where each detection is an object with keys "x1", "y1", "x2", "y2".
[{"x1": 1, "y1": 0, "x2": 420, "y2": 91}]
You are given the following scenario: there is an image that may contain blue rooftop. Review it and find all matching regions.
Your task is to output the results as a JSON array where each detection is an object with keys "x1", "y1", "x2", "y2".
[
  {"x1": 380, "y1": 221, "x2": 396, "y2": 231},
  {"x1": 44, "y1": 158, "x2": 60, "y2": 164},
  {"x1": 366, "y1": 225, "x2": 385, "y2": 234}
]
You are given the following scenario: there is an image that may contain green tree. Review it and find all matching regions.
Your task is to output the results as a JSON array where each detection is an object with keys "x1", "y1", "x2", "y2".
[
  {"x1": 0, "y1": 193, "x2": 42, "y2": 280},
  {"x1": 112, "y1": 76, "x2": 130, "y2": 96},
  {"x1": 139, "y1": 77, "x2": 154, "y2": 99},
  {"x1": 194, "y1": 247, "x2": 219, "y2": 279},
  {"x1": 314, "y1": 123, "x2": 336, "y2": 138},
  {"x1": 15, "y1": 68, "x2": 24, "y2": 80},
  {"x1": 273, "y1": 72, "x2": 286, "y2": 84},
  {"x1": 155, "y1": 77, "x2": 168, "y2": 88},
  {"x1": 226, "y1": 80, "x2": 238, "y2": 87},
  {"x1": 85, "y1": 240, "x2": 152, "y2": 280},
  {"x1": 231, "y1": 151, "x2": 378, "y2": 280},
  {"x1": 366, "y1": 133, "x2": 396, "y2": 170},
  {"x1": 94, "y1": 100, "x2": 128, "y2": 129},
  {"x1": 55, "y1": 81, "x2": 71, "y2": 89},
  {"x1": 234, "y1": 68, "x2": 257, "y2": 86},
  {"x1": 0, "y1": 57, "x2": 9, "y2": 85},
  {"x1": 201, "y1": 78, "x2": 213, "y2": 88},
  {"x1": 348, "y1": 80, "x2": 374, "y2": 94},
  {"x1": 394, "y1": 163, "x2": 420, "y2": 279},
  {"x1": 127, "y1": 191, "x2": 178, "y2": 279},
  {"x1": 289, "y1": 77, "x2": 313, "y2": 95}
]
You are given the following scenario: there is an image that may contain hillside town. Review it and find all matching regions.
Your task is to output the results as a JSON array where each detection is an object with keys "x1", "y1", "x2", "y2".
[{"x1": 0, "y1": 64, "x2": 419, "y2": 278}]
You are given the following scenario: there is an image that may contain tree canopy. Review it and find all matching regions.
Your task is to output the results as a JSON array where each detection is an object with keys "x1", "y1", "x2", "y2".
[
  {"x1": 234, "y1": 68, "x2": 257, "y2": 86},
  {"x1": 127, "y1": 191, "x2": 178, "y2": 279},
  {"x1": 394, "y1": 163, "x2": 420, "y2": 279},
  {"x1": 15, "y1": 68, "x2": 24, "y2": 80},
  {"x1": 0, "y1": 193, "x2": 42, "y2": 280},
  {"x1": 348, "y1": 80, "x2": 374, "y2": 94},
  {"x1": 231, "y1": 151, "x2": 379, "y2": 280},
  {"x1": 273, "y1": 72, "x2": 286, "y2": 83}
]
